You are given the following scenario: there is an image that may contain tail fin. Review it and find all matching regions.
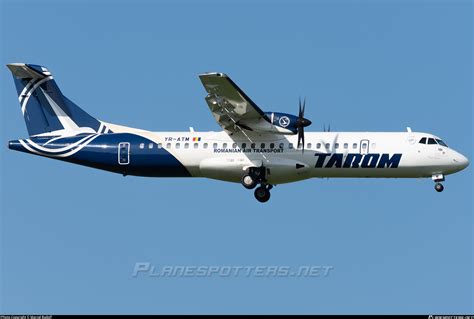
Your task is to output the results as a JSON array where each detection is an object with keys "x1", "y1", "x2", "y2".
[{"x1": 7, "y1": 63, "x2": 102, "y2": 136}]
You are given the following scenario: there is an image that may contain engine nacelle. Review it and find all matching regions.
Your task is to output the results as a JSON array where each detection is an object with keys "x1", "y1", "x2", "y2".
[{"x1": 265, "y1": 112, "x2": 299, "y2": 133}]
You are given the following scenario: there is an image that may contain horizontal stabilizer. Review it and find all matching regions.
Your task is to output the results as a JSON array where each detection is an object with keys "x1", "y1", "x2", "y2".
[{"x1": 7, "y1": 63, "x2": 51, "y2": 79}]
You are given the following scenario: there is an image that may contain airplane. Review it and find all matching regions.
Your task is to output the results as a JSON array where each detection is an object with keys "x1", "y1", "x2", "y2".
[{"x1": 6, "y1": 63, "x2": 469, "y2": 202}]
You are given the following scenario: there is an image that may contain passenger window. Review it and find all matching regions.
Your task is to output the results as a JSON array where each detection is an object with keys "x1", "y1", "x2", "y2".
[
  {"x1": 213, "y1": 143, "x2": 218, "y2": 149},
  {"x1": 270, "y1": 143, "x2": 275, "y2": 149},
  {"x1": 139, "y1": 143, "x2": 144, "y2": 149},
  {"x1": 184, "y1": 143, "x2": 189, "y2": 149},
  {"x1": 194, "y1": 143, "x2": 199, "y2": 149},
  {"x1": 232, "y1": 143, "x2": 237, "y2": 148},
  {"x1": 223, "y1": 143, "x2": 227, "y2": 148},
  {"x1": 344, "y1": 143, "x2": 348, "y2": 149},
  {"x1": 166, "y1": 143, "x2": 171, "y2": 149},
  {"x1": 203, "y1": 143, "x2": 208, "y2": 149},
  {"x1": 335, "y1": 143, "x2": 339, "y2": 149},
  {"x1": 279, "y1": 143, "x2": 284, "y2": 149},
  {"x1": 176, "y1": 143, "x2": 180, "y2": 149},
  {"x1": 419, "y1": 137, "x2": 427, "y2": 144},
  {"x1": 242, "y1": 143, "x2": 247, "y2": 149},
  {"x1": 427, "y1": 138, "x2": 437, "y2": 145},
  {"x1": 158, "y1": 143, "x2": 162, "y2": 149},
  {"x1": 148, "y1": 143, "x2": 153, "y2": 149},
  {"x1": 325, "y1": 143, "x2": 330, "y2": 149},
  {"x1": 260, "y1": 143, "x2": 265, "y2": 148},
  {"x1": 316, "y1": 143, "x2": 321, "y2": 149},
  {"x1": 251, "y1": 143, "x2": 256, "y2": 149},
  {"x1": 289, "y1": 143, "x2": 294, "y2": 149},
  {"x1": 352, "y1": 143, "x2": 357, "y2": 149},
  {"x1": 307, "y1": 143, "x2": 311, "y2": 149}
]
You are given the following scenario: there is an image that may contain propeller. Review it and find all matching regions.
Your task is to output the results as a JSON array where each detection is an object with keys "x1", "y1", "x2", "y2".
[{"x1": 296, "y1": 97, "x2": 312, "y2": 152}]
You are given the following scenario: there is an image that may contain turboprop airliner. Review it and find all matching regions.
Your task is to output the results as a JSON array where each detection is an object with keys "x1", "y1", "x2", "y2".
[{"x1": 7, "y1": 63, "x2": 469, "y2": 202}]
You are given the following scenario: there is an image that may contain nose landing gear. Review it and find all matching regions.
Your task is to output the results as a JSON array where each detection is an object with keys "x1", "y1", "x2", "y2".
[{"x1": 432, "y1": 173, "x2": 445, "y2": 192}]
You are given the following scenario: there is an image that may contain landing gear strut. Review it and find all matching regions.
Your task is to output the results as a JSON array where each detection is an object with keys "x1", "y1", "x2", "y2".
[
  {"x1": 432, "y1": 173, "x2": 445, "y2": 193},
  {"x1": 242, "y1": 167, "x2": 273, "y2": 202}
]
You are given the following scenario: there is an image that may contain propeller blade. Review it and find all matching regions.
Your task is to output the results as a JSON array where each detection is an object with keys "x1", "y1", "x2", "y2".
[
  {"x1": 298, "y1": 97, "x2": 302, "y2": 118},
  {"x1": 302, "y1": 97, "x2": 306, "y2": 117},
  {"x1": 297, "y1": 97, "x2": 308, "y2": 153},
  {"x1": 301, "y1": 128, "x2": 305, "y2": 153},
  {"x1": 297, "y1": 126, "x2": 305, "y2": 153}
]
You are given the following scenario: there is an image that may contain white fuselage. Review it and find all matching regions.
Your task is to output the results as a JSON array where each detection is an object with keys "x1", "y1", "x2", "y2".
[{"x1": 105, "y1": 123, "x2": 469, "y2": 185}]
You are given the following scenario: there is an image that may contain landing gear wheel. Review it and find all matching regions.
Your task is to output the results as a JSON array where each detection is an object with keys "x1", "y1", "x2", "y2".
[
  {"x1": 254, "y1": 186, "x2": 271, "y2": 203},
  {"x1": 434, "y1": 183, "x2": 444, "y2": 192},
  {"x1": 241, "y1": 174, "x2": 257, "y2": 189}
]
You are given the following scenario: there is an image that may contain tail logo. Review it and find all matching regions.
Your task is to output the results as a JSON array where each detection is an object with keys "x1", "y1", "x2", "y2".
[
  {"x1": 20, "y1": 76, "x2": 53, "y2": 115},
  {"x1": 19, "y1": 134, "x2": 100, "y2": 158}
]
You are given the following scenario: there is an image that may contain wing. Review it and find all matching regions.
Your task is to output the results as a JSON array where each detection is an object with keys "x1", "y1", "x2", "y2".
[{"x1": 199, "y1": 73, "x2": 271, "y2": 133}]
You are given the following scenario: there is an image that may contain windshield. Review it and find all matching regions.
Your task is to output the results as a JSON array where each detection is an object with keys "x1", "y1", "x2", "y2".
[
  {"x1": 418, "y1": 136, "x2": 449, "y2": 147},
  {"x1": 435, "y1": 139, "x2": 448, "y2": 147}
]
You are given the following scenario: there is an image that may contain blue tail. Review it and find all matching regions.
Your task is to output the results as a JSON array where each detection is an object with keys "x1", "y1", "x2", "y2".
[{"x1": 7, "y1": 63, "x2": 102, "y2": 136}]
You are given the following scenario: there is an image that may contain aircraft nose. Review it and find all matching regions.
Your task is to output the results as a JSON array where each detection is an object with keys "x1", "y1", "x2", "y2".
[{"x1": 453, "y1": 151, "x2": 469, "y2": 170}]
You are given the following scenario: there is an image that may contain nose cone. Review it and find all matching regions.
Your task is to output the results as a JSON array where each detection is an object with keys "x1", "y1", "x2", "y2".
[
  {"x1": 453, "y1": 151, "x2": 469, "y2": 171},
  {"x1": 300, "y1": 118, "x2": 312, "y2": 127}
]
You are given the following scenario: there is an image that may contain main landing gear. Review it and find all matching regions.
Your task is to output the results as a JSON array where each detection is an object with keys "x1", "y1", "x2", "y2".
[
  {"x1": 432, "y1": 173, "x2": 445, "y2": 193},
  {"x1": 241, "y1": 167, "x2": 273, "y2": 203},
  {"x1": 241, "y1": 174, "x2": 257, "y2": 189},
  {"x1": 254, "y1": 184, "x2": 272, "y2": 203}
]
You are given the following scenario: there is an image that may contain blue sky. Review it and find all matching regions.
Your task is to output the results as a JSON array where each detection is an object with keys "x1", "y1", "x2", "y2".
[{"x1": 1, "y1": 0, "x2": 472, "y2": 314}]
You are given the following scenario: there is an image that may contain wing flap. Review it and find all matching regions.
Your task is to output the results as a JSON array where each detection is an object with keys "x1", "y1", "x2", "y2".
[{"x1": 199, "y1": 73, "x2": 269, "y2": 133}]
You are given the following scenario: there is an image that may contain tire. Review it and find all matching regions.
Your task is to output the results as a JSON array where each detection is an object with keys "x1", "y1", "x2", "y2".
[
  {"x1": 241, "y1": 174, "x2": 257, "y2": 189},
  {"x1": 434, "y1": 183, "x2": 444, "y2": 192},
  {"x1": 254, "y1": 186, "x2": 271, "y2": 203}
]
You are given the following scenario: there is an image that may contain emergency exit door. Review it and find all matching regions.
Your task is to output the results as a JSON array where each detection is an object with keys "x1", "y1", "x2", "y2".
[{"x1": 360, "y1": 139, "x2": 369, "y2": 155}]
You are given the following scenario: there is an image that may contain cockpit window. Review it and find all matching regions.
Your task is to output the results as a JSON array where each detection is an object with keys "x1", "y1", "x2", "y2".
[
  {"x1": 435, "y1": 139, "x2": 448, "y2": 147},
  {"x1": 419, "y1": 137, "x2": 448, "y2": 147}
]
